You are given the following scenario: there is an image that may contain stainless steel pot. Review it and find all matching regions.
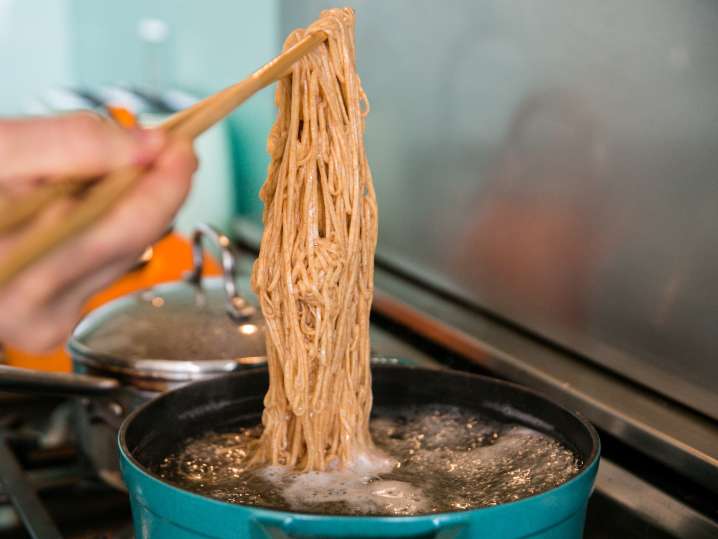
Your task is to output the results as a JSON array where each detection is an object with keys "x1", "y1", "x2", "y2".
[{"x1": 0, "y1": 224, "x2": 267, "y2": 489}]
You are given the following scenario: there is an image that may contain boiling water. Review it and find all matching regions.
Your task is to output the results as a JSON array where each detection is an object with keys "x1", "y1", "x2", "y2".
[{"x1": 156, "y1": 405, "x2": 581, "y2": 515}]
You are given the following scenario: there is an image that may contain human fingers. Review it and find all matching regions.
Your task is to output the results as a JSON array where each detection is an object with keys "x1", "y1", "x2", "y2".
[
  {"x1": 0, "y1": 140, "x2": 197, "y2": 351},
  {"x1": 0, "y1": 112, "x2": 165, "y2": 181},
  {"x1": 0, "y1": 258, "x2": 133, "y2": 352}
]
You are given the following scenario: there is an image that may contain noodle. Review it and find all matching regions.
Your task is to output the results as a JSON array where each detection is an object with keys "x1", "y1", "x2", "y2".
[{"x1": 250, "y1": 8, "x2": 378, "y2": 471}]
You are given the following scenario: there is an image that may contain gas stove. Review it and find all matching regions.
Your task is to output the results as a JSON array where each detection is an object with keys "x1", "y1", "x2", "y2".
[{"x1": 1, "y1": 320, "x2": 714, "y2": 539}]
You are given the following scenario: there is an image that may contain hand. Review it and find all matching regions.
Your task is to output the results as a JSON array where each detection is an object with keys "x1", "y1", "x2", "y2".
[{"x1": 0, "y1": 113, "x2": 197, "y2": 352}]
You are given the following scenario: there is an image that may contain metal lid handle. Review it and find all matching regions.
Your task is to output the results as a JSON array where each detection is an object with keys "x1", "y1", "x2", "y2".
[
  {"x1": 0, "y1": 365, "x2": 118, "y2": 396},
  {"x1": 186, "y1": 223, "x2": 255, "y2": 321}
]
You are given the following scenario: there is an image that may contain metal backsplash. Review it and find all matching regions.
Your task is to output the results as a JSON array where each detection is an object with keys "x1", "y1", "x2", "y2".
[{"x1": 280, "y1": 1, "x2": 718, "y2": 419}]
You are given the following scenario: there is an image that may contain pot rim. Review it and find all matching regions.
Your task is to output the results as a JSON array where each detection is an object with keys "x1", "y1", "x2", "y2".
[{"x1": 118, "y1": 364, "x2": 601, "y2": 520}]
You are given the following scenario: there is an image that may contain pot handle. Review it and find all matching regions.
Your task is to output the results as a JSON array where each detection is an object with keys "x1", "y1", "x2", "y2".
[
  {"x1": 248, "y1": 516, "x2": 467, "y2": 538},
  {"x1": 185, "y1": 222, "x2": 256, "y2": 322},
  {"x1": 0, "y1": 365, "x2": 118, "y2": 396}
]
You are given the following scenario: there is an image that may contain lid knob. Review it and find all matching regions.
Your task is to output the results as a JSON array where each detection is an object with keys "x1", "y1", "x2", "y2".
[{"x1": 185, "y1": 223, "x2": 256, "y2": 322}]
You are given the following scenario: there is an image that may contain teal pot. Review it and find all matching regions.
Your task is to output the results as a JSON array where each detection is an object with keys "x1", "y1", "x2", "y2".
[{"x1": 119, "y1": 365, "x2": 600, "y2": 538}]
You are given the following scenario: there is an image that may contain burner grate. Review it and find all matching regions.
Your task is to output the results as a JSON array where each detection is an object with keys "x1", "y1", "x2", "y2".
[
  {"x1": 0, "y1": 434, "x2": 62, "y2": 539},
  {"x1": 0, "y1": 397, "x2": 132, "y2": 539}
]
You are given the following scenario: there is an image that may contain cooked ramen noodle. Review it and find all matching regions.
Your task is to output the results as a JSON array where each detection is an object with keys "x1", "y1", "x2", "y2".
[{"x1": 250, "y1": 8, "x2": 378, "y2": 471}]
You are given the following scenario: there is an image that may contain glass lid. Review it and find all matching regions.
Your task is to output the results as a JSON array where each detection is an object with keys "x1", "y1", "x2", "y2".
[{"x1": 68, "y1": 224, "x2": 266, "y2": 379}]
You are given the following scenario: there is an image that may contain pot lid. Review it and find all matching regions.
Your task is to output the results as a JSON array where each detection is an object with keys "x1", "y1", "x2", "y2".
[{"x1": 68, "y1": 225, "x2": 266, "y2": 381}]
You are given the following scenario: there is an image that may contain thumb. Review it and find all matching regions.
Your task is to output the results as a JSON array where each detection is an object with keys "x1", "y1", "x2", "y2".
[{"x1": 0, "y1": 112, "x2": 166, "y2": 180}]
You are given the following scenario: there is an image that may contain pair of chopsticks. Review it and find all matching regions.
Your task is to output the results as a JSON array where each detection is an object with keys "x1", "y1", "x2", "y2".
[{"x1": 0, "y1": 31, "x2": 326, "y2": 287}]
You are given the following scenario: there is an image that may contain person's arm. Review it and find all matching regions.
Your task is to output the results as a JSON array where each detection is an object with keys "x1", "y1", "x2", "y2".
[{"x1": 0, "y1": 112, "x2": 197, "y2": 352}]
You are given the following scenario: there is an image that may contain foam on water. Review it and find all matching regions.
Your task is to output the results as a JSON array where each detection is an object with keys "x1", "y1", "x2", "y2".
[
  {"x1": 259, "y1": 466, "x2": 428, "y2": 515},
  {"x1": 156, "y1": 404, "x2": 581, "y2": 515}
]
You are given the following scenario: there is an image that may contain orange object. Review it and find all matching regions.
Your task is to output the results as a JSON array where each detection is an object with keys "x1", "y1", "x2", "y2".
[
  {"x1": 106, "y1": 106, "x2": 139, "y2": 129},
  {"x1": 4, "y1": 232, "x2": 221, "y2": 372}
]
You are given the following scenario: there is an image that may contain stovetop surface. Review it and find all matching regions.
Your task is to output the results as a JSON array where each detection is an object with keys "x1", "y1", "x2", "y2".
[
  {"x1": 0, "y1": 325, "x2": 710, "y2": 538},
  {"x1": 0, "y1": 392, "x2": 667, "y2": 539}
]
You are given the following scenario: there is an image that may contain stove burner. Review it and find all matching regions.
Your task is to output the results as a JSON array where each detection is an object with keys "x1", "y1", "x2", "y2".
[
  {"x1": 0, "y1": 394, "x2": 133, "y2": 539},
  {"x1": 0, "y1": 434, "x2": 61, "y2": 538}
]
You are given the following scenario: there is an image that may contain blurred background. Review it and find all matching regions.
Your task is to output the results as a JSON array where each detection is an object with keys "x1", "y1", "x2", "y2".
[{"x1": 2, "y1": 0, "x2": 717, "y2": 418}]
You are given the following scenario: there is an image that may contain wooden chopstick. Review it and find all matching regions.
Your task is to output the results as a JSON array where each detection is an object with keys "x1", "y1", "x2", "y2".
[
  {"x1": 0, "y1": 181, "x2": 86, "y2": 232},
  {"x1": 168, "y1": 31, "x2": 327, "y2": 140},
  {"x1": 0, "y1": 31, "x2": 326, "y2": 287}
]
